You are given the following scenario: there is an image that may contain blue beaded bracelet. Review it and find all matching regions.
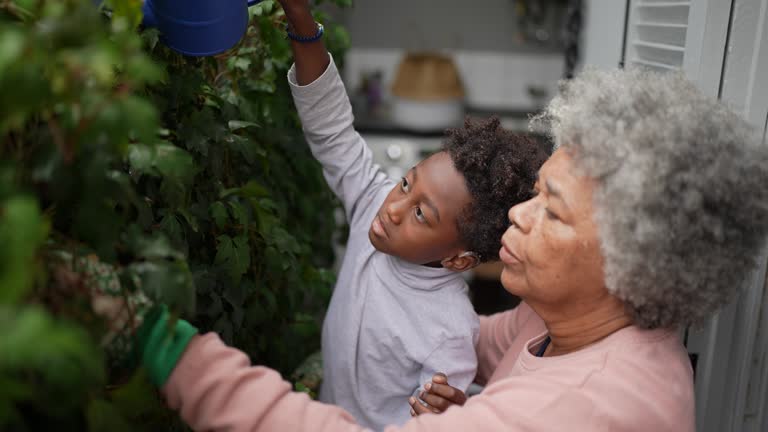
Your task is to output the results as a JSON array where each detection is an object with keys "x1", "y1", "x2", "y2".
[{"x1": 286, "y1": 22, "x2": 324, "y2": 43}]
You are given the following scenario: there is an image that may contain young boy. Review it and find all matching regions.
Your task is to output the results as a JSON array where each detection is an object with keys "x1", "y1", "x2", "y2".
[{"x1": 283, "y1": 3, "x2": 546, "y2": 429}]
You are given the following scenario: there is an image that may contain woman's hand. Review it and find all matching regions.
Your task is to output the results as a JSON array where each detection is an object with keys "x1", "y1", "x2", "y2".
[
  {"x1": 50, "y1": 252, "x2": 154, "y2": 368},
  {"x1": 409, "y1": 373, "x2": 468, "y2": 416}
]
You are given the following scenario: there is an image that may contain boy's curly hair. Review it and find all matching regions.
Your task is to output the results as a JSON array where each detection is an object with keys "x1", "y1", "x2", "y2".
[{"x1": 444, "y1": 117, "x2": 548, "y2": 262}]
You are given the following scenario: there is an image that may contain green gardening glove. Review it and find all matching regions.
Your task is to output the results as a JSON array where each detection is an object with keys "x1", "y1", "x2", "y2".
[{"x1": 133, "y1": 303, "x2": 198, "y2": 386}]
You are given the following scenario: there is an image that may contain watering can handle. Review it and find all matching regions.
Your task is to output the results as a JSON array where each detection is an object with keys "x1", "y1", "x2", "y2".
[{"x1": 247, "y1": 0, "x2": 262, "y2": 5}]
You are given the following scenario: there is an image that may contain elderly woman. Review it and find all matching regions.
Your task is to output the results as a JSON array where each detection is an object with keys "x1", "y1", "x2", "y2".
[{"x1": 94, "y1": 5, "x2": 768, "y2": 431}]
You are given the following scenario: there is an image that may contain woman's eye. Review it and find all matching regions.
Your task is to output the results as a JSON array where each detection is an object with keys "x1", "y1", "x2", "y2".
[
  {"x1": 401, "y1": 177, "x2": 410, "y2": 192},
  {"x1": 415, "y1": 207, "x2": 426, "y2": 223}
]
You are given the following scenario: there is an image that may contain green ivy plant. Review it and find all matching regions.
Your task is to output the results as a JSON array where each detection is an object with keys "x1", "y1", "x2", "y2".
[{"x1": 0, "y1": 0, "x2": 349, "y2": 429}]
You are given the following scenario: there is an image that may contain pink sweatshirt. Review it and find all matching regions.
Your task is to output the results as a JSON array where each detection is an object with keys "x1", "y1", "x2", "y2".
[{"x1": 162, "y1": 302, "x2": 695, "y2": 431}]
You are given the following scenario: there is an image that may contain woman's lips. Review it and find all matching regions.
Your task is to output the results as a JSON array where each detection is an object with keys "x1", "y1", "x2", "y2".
[
  {"x1": 499, "y1": 240, "x2": 521, "y2": 265},
  {"x1": 371, "y1": 215, "x2": 389, "y2": 238}
]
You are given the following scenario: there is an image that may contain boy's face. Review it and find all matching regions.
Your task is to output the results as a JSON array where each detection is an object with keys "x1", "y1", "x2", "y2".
[{"x1": 368, "y1": 151, "x2": 472, "y2": 266}]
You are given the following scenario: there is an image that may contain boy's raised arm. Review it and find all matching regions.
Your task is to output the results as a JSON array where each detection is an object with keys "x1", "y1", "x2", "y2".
[{"x1": 281, "y1": 0, "x2": 391, "y2": 224}]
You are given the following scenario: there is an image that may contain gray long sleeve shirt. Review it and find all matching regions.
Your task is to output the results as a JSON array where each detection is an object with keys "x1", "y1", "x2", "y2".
[{"x1": 288, "y1": 59, "x2": 479, "y2": 431}]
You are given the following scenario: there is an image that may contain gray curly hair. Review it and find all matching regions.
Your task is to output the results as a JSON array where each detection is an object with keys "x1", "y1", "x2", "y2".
[{"x1": 532, "y1": 67, "x2": 768, "y2": 329}]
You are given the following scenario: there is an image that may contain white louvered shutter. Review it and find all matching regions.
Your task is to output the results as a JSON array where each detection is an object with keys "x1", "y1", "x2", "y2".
[
  {"x1": 625, "y1": 1, "x2": 690, "y2": 71},
  {"x1": 623, "y1": 0, "x2": 732, "y2": 97}
]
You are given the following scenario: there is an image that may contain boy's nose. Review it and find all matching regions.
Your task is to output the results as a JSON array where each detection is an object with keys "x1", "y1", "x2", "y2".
[{"x1": 386, "y1": 198, "x2": 407, "y2": 225}]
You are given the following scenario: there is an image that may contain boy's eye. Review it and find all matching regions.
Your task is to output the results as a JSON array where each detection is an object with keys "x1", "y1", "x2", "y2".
[
  {"x1": 415, "y1": 207, "x2": 426, "y2": 223},
  {"x1": 401, "y1": 177, "x2": 410, "y2": 193}
]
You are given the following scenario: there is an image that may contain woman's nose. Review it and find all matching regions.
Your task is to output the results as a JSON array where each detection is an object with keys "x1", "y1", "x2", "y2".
[
  {"x1": 386, "y1": 197, "x2": 407, "y2": 225},
  {"x1": 508, "y1": 198, "x2": 536, "y2": 233}
]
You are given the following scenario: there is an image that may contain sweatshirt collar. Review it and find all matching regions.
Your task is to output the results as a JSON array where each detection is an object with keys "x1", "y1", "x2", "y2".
[{"x1": 379, "y1": 253, "x2": 465, "y2": 292}]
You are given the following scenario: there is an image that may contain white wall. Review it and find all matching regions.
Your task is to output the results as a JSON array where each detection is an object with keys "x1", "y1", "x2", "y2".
[
  {"x1": 580, "y1": 0, "x2": 628, "y2": 70},
  {"x1": 344, "y1": 48, "x2": 564, "y2": 111},
  {"x1": 333, "y1": 0, "x2": 567, "y2": 111},
  {"x1": 334, "y1": 0, "x2": 564, "y2": 53}
]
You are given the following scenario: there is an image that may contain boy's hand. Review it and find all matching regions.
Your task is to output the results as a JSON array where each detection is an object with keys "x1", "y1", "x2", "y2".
[
  {"x1": 277, "y1": 0, "x2": 310, "y2": 11},
  {"x1": 277, "y1": 0, "x2": 315, "y2": 33},
  {"x1": 409, "y1": 373, "x2": 468, "y2": 416},
  {"x1": 276, "y1": 0, "x2": 312, "y2": 20}
]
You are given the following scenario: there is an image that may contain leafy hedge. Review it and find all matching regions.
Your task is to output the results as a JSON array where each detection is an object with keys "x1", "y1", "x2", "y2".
[{"x1": 0, "y1": 0, "x2": 349, "y2": 429}]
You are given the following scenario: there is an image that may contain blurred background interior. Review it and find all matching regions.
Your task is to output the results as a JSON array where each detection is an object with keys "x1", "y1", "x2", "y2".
[{"x1": 322, "y1": 1, "x2": 768, "y2": 431}]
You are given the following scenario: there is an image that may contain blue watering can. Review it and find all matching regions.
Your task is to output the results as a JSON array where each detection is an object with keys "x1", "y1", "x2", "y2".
[{"x1": 141, "y1": 0, "x2": 262, "y2": 56}]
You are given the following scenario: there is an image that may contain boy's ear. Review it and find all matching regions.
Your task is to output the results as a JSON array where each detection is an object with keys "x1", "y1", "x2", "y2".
[{"x1": 441, "y1": 251, "x2": 480, "y2": 272}]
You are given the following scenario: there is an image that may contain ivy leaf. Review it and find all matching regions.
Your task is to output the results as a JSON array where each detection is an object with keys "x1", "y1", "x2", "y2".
[
  {"x1": 230, "y1": 235, "x2": 251, "y2": 281},
  {"x1": 0, "y1": 197, "x2": 48, "y2": 304},
  {"x1": 228, "y1": 135, "x2": 261, "y2": 164},
  {"x1": 228, "y1": 120, "x2": 259, "y2": 131},
  {"x1": 215, "y1": 236, "x2": 234, "y2": 267},
  {"x1": 261, "y1": 283, "x2": 278, "y2": 310},
  {"x1": 121, "y1": 96, "x2": 160, "y2": 145},
  {"x1": 159, "y1": 213, "x2": 186, "y2": 254},
  {"x1": 185, "y1": 134, "x2": 209, "y2": 157},
  {"x1": 106, "y1": 0, "x2": 145, "y2": 29},
  {"x1": 126, "y1": 229, "x2": 182, "y2": 261},
  {"x1": 264, "y1": 244, "x2": 290, "y2": 272},
  {"x1": 127, "y1": 144, "x2": 154, "y2": 174},
  {"x1": 153, "y1": 144, "x2": 196, "y2": 188},
  {"x1": 127, "y1": 261, "x2": 195, "y2": 316},
  {"x1": 128, "y1": 143, "x2": 196, "y2": 189},
  {"x1": 228, "y1": 200, "x2": 249, "y2": 228},
  {"x1": 269, "y1": 226, "x2": 302, "y2": 254},
  {"x1": 219, "y1": 180, "x2": 269, "y2": 199},
  {"x1": 214, "y1": 235, "x2": 251, "y2": 285},
  {"x1": 176, "y1": 208, "x2": 199, "y2": 233},
  {"x1": 0, "y1": 29, "x2": 24, "y2": 77},
  {"x1": 125, "y1": 55, "x2": 165, "y2": 85},
  {"x1": 251, "y1": 0, "x2": 275, "y2": 16},
  {"x1": 227, "y1": 57, "x2": 252, "y2": 72},
  {"x1": 238, "y1": 180, "x2": 270, "y2": 198},
  {"x1": 209, "y1": 202, "x2": 229, "y2": 229},
  {"x1": 140, "y1": 28, "x2": 161, "y2": 51}
]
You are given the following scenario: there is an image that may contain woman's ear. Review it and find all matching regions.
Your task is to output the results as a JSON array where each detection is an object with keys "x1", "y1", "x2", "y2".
[{"x1": 441, "y1": 251, "x2": 480, "y2": 272}]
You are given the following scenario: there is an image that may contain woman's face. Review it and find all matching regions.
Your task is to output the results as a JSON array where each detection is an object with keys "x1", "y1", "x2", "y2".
[{"x1": 500, "y1": 148, "x2": 607, "y2": 308}]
